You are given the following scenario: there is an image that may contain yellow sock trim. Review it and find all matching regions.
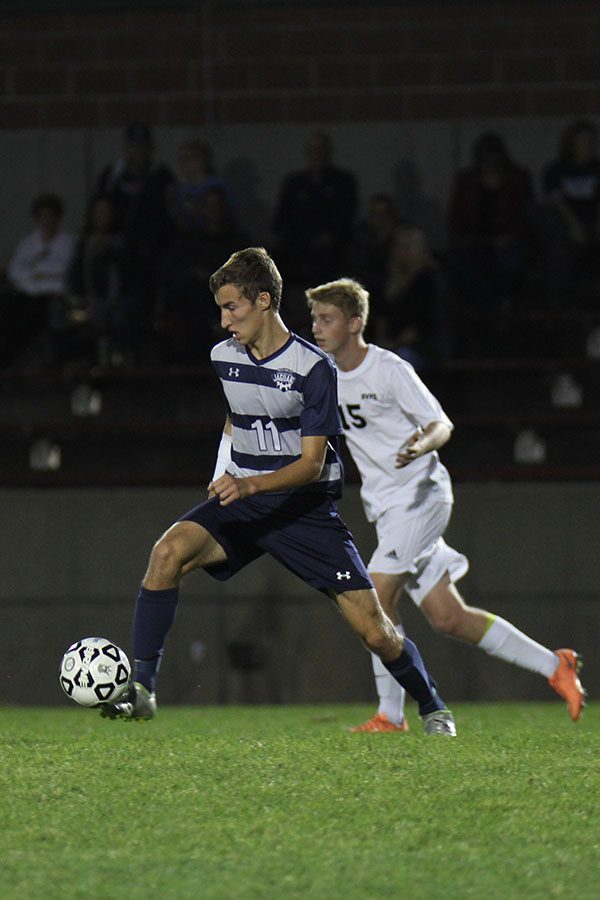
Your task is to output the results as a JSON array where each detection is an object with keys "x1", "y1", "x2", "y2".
[{"x1": 481, "y1": 613, "x2": 497, "y2": 637}]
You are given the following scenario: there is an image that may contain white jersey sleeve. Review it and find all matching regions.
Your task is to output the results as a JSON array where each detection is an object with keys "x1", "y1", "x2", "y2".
[
  {"x1": 386, "y1": 353, "x2": 453, "y2": 432},
  {"x1": 336, "y1": 345, "x2": 454, "y2": 521}
]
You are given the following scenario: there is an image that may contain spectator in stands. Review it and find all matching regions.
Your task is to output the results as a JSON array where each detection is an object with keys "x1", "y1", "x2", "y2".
[
  {"x1": 536, "y1": 120, "x2": 600, "y2": 306},
  {"x1": 447, "y1": 132, "x2": 534, "y2": 311},
  {"x1": 349, "y1": 192, "x2": 399, "y2": 311},
  {"x1": 379, "y1": 224, "x2": 451, "y2": 369},
  {"x1": 4, "y1": 193, "x2": 75, "y2": 367},
  {"x1": 272, "y1": 130, "x2": 357, "y2": 285},
  {"x1": 8, "y1": 194, "x2": 74, "y2": 298},
  {"x1": 171, "y1": 139, "x2": 235, "y2": 231},
  {"x1": 67, "y1": 193, "x2": 130, "y2": 366},
  {"x1": 95, "y1": 123, "x2": 175, "y2": 361},
  {"x1": 160, "y1": 186, "x2": 249, "y2": 363}
]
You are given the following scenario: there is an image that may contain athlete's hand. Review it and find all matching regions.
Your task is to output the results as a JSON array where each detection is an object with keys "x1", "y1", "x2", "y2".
[
  {"x1": 208, "y1": 473, "x2": 256, "y2": 506},
  {"x1": 395, "y1": 431, "x2": 424, "y2": 467}
]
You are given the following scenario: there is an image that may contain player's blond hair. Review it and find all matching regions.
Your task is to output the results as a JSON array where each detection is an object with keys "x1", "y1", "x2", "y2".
[{"x1": 305, "y1": 278, "x2": 370, "y2": 329}]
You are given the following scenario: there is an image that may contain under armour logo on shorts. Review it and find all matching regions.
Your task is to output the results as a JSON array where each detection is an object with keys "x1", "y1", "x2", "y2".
[
  {"x1": 336, "y1": 570, "x2": 351, "y2": 580},
  {"x1": 229, "y1": 367, "x2": 240, "y2": 377}
]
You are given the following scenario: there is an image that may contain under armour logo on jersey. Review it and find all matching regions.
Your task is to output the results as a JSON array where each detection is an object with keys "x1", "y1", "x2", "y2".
[
  {"x1": 336, "y1": 570, "x2": 351, "y2": 580},
  {"x1": 385, "y1": 549, "x2": 398, "y2": 559},
  {"x1": 273, "y1": 368, "x2": 296, "y2": 392},
  {"x1": 228, "y1": 367, "x2": 240, "y2": 377}
]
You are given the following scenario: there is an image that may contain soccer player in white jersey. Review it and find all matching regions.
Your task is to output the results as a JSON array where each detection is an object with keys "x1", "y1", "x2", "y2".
[
  {"x1": 306, "y1": 277, "x2": 585, "y2": 730},
  {"x1": 102, "y1": 248, "x2": 456, "y2": 735}
]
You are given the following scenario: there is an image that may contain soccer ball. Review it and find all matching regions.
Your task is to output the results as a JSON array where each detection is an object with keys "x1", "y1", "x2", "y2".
[{"x1": 59, "y1": 637, "x2": 131, "y2": 707}]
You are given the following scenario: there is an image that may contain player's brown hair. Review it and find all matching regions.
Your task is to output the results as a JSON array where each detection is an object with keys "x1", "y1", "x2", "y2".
[
  {"x1": 305, "y1": 277, "x2": 370, "y2": 329},
  {"x1": 209, "y1": 247, "x2": 283, "y2": 311}
]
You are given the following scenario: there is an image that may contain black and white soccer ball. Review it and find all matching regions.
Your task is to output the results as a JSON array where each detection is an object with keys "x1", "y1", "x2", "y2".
[{"x1": 59, "y1": 637, "x2": 131, "y2": 707}]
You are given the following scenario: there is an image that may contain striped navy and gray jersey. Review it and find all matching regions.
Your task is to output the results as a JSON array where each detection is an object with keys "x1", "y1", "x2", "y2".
[{"x1": 211, "y1": 332, "x2": 343, "y2": 497}]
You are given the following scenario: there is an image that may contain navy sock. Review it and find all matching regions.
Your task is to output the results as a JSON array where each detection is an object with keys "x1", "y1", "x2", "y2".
[
  {"x1": 132, "y1": 586, "x2": 179, "y2": 692},
  {"x1": 383, "y1": 637, "x2": 445, "y2": 717}
]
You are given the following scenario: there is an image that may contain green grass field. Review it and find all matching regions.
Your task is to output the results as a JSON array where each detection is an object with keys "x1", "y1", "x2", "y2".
[{"x1": 1, "y1": 703, "x2": 598, "y2": 900}]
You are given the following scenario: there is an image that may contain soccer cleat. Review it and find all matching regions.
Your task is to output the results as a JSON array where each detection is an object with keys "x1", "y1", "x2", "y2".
[
  {"x1": 348, "y1": 712, "x2": 409, "y2": 733},
  {"x1": 100, "y1": 681, "x2": 157, "y2": 721},
  {"x1": 548, "y1": 649, "x2": 586, "y2": 721},
  {"x1": 421, "y1": 709, "x2": 457, "y2": 736}
]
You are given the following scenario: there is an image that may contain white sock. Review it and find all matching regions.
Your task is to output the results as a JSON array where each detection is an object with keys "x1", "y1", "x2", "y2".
[
  {"x1": 478, "y1": 615, "x2": 559, "y2": 678},
  {"x1": 371, "y1": 625, "x2": 406, "y2": 725}
]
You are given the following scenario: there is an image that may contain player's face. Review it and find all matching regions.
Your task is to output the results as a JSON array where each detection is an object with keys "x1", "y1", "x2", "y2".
[
  {"x1": 311, "y1": 302, "x2": 354, "y2": 358},
  {"x1": 216, "y1": 284, "x2": 265, "y2": 346}
]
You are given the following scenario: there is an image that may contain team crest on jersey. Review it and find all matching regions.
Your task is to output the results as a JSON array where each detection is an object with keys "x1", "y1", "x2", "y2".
[{"x1": 273, "y1": 368, "x2": 296, "y2": 392}]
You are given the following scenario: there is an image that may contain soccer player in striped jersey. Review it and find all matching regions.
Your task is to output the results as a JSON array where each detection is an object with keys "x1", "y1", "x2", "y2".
[
  {"x1": 102, "y1": 248, "x2": 456, "y2": 735},
  {"x1": 307, "y1": 277, "x2": 585, "y2": 731}
]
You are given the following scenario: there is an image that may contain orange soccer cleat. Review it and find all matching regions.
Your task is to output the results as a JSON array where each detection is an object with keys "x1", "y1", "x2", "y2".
[
  {"x1": 348, "y1": 712, "x2": 409, "y2": 733},
  {"x1": 548, "y1": 649, "x2": 586, "y2": 721}
]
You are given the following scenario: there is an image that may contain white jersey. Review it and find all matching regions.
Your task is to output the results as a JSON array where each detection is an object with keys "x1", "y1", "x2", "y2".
[{"x1": 336, "y1": 345, "x2": 454, "y2": 521}]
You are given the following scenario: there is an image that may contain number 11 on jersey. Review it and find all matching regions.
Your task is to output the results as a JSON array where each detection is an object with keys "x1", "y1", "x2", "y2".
[{"x1": 251, "y1": 419, "x2": 282, "y2": 451}]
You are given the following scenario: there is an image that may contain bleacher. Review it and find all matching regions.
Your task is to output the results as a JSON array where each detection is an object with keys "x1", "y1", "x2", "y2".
[{"x1": 3, "y1": 304, "x2": 600, "y2": 486}]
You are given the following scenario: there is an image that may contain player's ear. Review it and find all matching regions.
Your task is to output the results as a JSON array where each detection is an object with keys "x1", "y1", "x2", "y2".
[
  {"x1": 350, "y1": 315, "x2": 362, "y2": 333},
  {"x1": 257, "y1": 291, "x2": 272, "y2": 311}
]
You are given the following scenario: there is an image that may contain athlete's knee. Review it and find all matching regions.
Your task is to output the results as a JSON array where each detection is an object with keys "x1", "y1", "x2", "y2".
[
  {"x1": 149, "y1": 533, "x2": 186, "y2": 578},
  {"x1": 361, "y1": 613, "x2": 402, "y2": 657}
]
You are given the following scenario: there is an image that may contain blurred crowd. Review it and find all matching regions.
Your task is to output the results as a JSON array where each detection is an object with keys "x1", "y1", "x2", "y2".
[{"x1": 1, "y1": 118, "x2": 600, "y2": 372}]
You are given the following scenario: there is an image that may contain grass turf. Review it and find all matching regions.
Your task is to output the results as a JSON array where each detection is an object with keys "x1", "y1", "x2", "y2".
[{"x1": 0, "y1": 703, "x2": 598, "y2": 900}]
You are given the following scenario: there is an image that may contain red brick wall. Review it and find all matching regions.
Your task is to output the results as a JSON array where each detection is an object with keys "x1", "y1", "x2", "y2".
[{"x1": 0, "y1": 2, "x2": 598, "y2": 129}]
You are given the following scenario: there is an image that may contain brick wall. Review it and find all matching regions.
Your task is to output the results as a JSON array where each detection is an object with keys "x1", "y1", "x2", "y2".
[{"x1": 0, "y1": 1, "x2": 598, "y2": 129}]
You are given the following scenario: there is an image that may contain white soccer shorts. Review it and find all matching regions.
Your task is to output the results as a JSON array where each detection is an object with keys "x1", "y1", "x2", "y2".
[{"x1": 367, "y1": 501, "x2": 469, "y2": 607}]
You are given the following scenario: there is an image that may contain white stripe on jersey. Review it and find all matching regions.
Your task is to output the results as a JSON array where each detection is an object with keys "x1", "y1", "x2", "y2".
[{"x1": 336, "y1": 345, "x2": 454, "y2": 521}]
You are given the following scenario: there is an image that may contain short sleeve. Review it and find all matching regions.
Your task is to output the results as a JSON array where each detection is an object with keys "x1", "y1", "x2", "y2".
[
  {"x1": 211, "y1": 356, "x2": 232, "y2": 416},
  {"x1": 388, "y1": 358, "x2": 453, "y2": 431},
  {"x1": 300, "y1": 357, "x2": 343, "y2": 436}
]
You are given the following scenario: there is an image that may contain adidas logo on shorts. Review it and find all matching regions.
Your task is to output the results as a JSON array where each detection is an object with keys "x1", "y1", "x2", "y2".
[{"x1": 385, "y1": 549, "x2": 398, "y2": 559}]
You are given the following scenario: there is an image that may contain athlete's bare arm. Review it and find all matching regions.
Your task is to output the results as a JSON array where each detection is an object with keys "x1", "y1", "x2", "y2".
[
  {"x1": 396, "y1": 420, "x2": 452, "y2": 468},
  {"x1": 209, "y1": 434, "x2": 329, "y2": 506}
]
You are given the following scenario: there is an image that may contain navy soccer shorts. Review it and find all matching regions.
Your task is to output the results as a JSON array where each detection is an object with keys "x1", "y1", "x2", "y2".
[{"x1": 178, "y1": 492, "x2": 373, "y2": 594}]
